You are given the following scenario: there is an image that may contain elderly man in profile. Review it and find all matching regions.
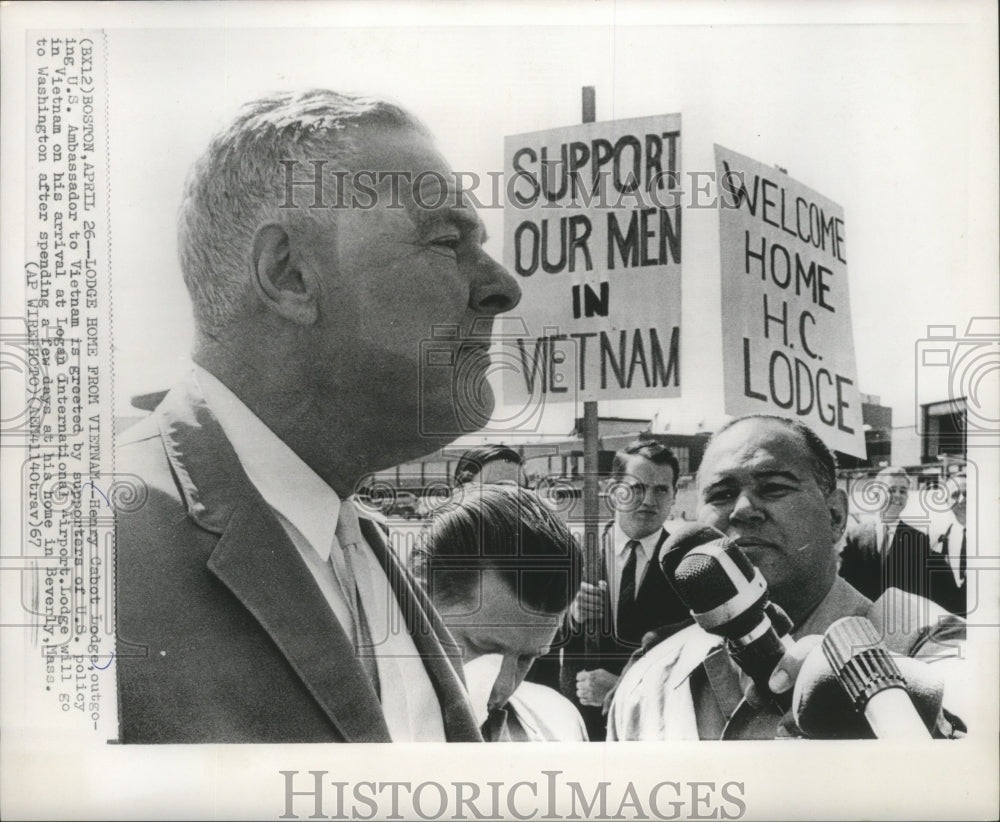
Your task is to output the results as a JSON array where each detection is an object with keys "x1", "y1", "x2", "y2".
[
  {"x1": 608, "y1": 415, "x2": 967, "y2": 740},
  {"x1": 114, "y1": 90, "x2": 521, "y2": 743}
]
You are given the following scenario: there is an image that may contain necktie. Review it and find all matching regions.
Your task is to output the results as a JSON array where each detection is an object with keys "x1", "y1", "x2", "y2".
[
  {"x1": 617, "y1": 540, "x2": 641, "y2": 645},
  {"x1": 943, "y1": 525, "x2": 967, "y2": 587},
  {"x1": 881, "y1": 523, "x2": 891, "y2": 555},
  {"x1": 332, "y1": 500, "x2": 447, "y2": 740},
  {"x1": 330, "y1": 499, "x2": 380, "y2": 695},
  {"x1": 480, "y1": 707, "x2": 512, "y2": 742},
  {"x1": 959, "y1": 528, "x2": 967, "y2": 584}
]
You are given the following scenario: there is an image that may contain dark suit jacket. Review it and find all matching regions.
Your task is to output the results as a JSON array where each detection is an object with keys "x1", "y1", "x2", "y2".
[
  {"x1": 557, "y1": 522, "x2": 690, "y2": 740},
  {"x1": 563, "y1": 523, "x2": 690, "y2": 675},
  {"x1": 839, "y1": 517, "x2": 936, "y2": 604},
  {"x1": 929, "y1": 523, "x2": 968, "y2": 617},
  {"x1": 115, "y1": 377, "x2": 481, "y2": 743}
]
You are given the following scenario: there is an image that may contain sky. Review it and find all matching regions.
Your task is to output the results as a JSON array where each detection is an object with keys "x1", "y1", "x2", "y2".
[{"x1": 103, "y1": 4, "x2": 998, "y2": 440}]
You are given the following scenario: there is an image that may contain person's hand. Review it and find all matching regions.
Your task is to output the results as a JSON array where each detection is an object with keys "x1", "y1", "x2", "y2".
[
  {"x1": 569, "y1": 581, "x2": 606, "y2": 626},
  {"x1": 576, "y1": 668, "x2": 619, "y2": 707},
  {"x1": 740, "y1": 635, "x2": 823, "y2": 711}
]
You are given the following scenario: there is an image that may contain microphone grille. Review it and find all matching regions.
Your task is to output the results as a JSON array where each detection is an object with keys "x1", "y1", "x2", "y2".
[
  {"x1": 661, "y1": 523, "x2": 725, "y2": 585},
  {"x1": 672, "y1": 549, "x2": 739, "y2": 612},
  {"x1": 822, "y1": 616, "x2": 906, "y2": 710}
]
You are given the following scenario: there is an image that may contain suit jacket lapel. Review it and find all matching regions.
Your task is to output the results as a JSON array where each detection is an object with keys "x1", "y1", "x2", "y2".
[
  {"x1": 208, "y1": 496, "x2": 390, "y2": 741},
  {"x1": 156, "y1": 375, "x2": 391, "y2": 742},
  {"x1": 600, "y1": 524, "x2": 615, "y2": 637}
]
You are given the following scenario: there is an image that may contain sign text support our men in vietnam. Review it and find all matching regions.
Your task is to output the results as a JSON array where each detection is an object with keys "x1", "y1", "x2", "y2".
[
  {"x1": 715, "y1": 145, "x2": 864, "y2": 457},
  {"x1": 502, "y1": 114, "x2": 682, "y2": 404}
]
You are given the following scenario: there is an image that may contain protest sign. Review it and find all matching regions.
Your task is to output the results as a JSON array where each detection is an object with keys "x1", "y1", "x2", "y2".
[
  {"x1": 502, "y1": 114, "x2": 682, "y2": 405},
  {"x1": 716, "y1": 144, "x2": 864, "y2": 457}
]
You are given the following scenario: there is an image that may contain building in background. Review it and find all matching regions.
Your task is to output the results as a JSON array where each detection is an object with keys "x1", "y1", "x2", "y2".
[
  {"x1": 121, "y1": 390, "x2": 969, "y2": 521},
  {"x1": 891, "y1": 397, "x2": 969, "y2": 469},
  {"x1": 359, "y1": 417, "x2": 712, "y2": 522}
]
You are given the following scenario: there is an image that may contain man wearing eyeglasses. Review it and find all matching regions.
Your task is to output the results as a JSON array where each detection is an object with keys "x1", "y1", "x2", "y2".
[{"x1": 562, "y1": 440, "x2": 690, "y2": 740}]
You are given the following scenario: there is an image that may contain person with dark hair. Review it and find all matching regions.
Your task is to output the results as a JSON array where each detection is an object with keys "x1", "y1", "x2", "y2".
[
  {"x1": 411, "y1": 485, "x2": 587, "y2": 741},
  {"x1": 838, "y1": 467, "x2": 936, "y2": 603},
  {"x1": 608, "y1": 415, "x2": 968, "y2": 740},
  {"x1": 453, "y1": 444, "x2": 527, "y2": 487},
  {"x1": 114, "y1": 89, "x2": 521, "y2": 743},
  {"x1": 562, "y1": 439, "x2": 689, "y2": 740}
]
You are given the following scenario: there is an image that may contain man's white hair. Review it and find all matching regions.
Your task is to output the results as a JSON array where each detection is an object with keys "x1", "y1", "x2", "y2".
[{"x1": 178, "y1": 89, "x2": 427, "y2": 335}]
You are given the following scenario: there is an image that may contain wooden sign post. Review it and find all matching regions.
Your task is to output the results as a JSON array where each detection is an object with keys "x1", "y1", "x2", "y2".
[{"x1": 580, "y1": 86, "x2": 601, "y2": 659}]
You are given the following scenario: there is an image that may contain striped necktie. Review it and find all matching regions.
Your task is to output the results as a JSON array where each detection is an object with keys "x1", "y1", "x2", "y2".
[
  {"x1": 958, "y1": 527, "x2": 967, "y2": 584},
  {"x1": 330, "y1": 499, "x2": 380, "y2": 695},
  {"x1": 332, "y1": 499, "x2": 448, "y2": 740}
]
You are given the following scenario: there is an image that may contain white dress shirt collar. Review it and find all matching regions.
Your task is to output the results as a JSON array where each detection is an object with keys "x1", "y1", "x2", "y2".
[
  {"x1": 612, "y1": 522, "x2": 663, "y2": 559},
  {"x1": 194, "y1": 365, "x2": 340, "y2": 560},
  {"x1": 463, "y1": 654, "x2": 503, "y2": 727},
  {"x1": 193, "y1": 367, "x2": 448, "y2": 743}
]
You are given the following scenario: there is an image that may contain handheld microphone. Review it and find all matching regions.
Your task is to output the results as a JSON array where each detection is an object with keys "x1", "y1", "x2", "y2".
[
  {"x1": 820, "y1": 616, "x2": 931, "y2": 739},
  {"x1": 662, "y1": 525, "x2": 794, "y2": 710}
]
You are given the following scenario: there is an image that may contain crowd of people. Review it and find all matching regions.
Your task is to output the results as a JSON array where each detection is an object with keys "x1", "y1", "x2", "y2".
[{"x1": 115, "y1": 88, "x2": 970, "y2": 744}]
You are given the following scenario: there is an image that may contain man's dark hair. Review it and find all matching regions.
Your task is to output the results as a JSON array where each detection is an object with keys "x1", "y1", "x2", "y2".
[
  {"x1": 453, "y1": 444, "x2": 523, "y2": 485},
  {"x1": 610, "y1": 440, "x2": 680, "y2": 490},
  {"x1": 706, "y1": 415, "x2": 838, "y2": 494},
  {"x1": 410, "y1": 485, "x2": 582, "y2": 615}
]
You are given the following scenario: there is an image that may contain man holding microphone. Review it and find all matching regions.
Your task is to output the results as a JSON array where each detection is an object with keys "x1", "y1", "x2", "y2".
[{"x1": 608, "y1": 415, "x2": 968, "y2": 740}]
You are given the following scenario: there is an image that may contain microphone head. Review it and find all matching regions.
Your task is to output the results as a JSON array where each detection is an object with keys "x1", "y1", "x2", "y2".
[
  {"x1": 660, "y1": 523, "x2": 727, "y2": 583},
  {"x1": 670, "y1": 536, "x2": 769, "y2": 639},
  {"x1": 821, "y1": 616, "x2": 906, "y2": 711},
  {"x1": 671, "y1": 536, "x2": 757, "y2": 612},
  {"x1": 795, "y1": 616, "x2": 939, "y2": 738}
]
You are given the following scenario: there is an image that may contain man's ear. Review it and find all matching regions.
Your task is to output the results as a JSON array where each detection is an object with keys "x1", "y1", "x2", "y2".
[
  {"x1": 828, "y1": 488, "x2": 849, "y2": 541},
  {"x1": 250, "y1": 223, "x2": 318, "y2": 325}
]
